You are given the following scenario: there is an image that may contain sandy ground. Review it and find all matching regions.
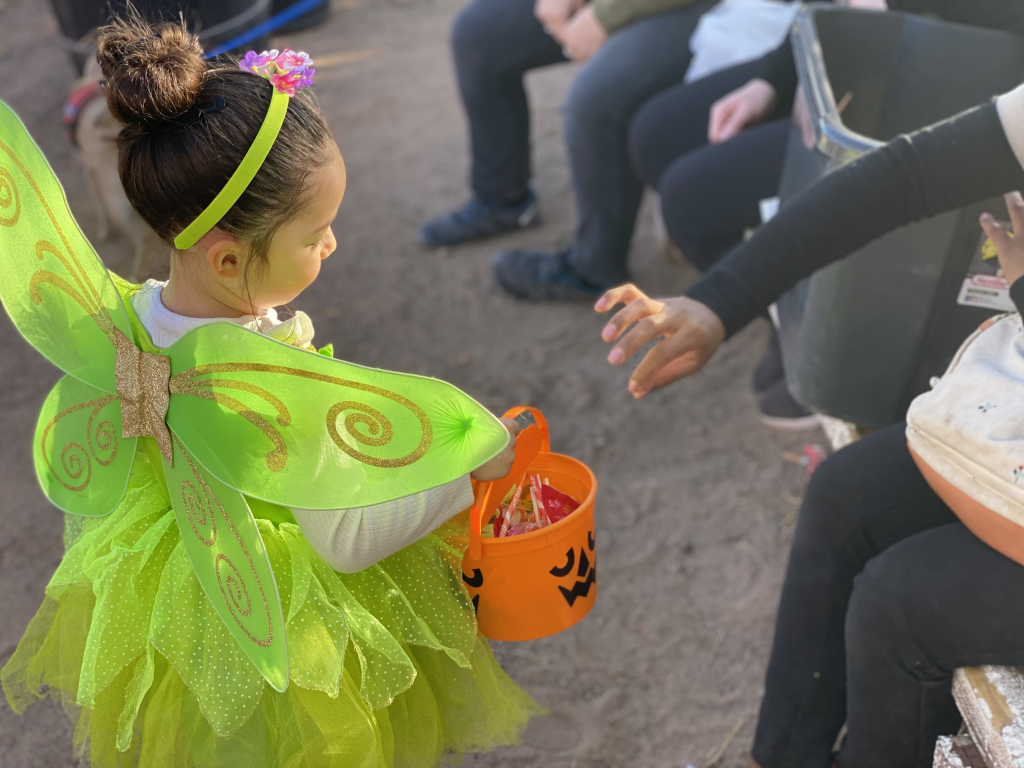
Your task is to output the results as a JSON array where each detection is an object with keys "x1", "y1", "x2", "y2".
[{"x1": 0, "y1": 0, "x2": 817, "y2": 765}]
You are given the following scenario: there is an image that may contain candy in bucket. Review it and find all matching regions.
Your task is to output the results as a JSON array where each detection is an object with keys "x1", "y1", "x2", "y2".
[{"x1": 489, "y1": 474, "x2": 581, "y2": 537}]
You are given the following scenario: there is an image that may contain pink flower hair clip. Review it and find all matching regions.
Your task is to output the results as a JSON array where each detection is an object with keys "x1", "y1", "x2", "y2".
[{"x1": 239, "y1": 48, "x2": 315, "y2": 96}]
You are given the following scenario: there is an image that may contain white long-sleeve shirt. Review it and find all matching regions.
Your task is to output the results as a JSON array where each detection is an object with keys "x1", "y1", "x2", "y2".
[{"x1": 132, "y1": 280, "x2": 474, "y2": 573}]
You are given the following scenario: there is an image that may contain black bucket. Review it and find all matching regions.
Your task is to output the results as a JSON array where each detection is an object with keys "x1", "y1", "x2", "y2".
[{"x1": 775, "y1": 5, "x2": 1024, "y2": 428}]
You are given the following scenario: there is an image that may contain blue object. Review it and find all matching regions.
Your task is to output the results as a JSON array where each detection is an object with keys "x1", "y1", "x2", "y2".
[{"x1": 205, "y1": 0, "x2": 326, "y2": 59}]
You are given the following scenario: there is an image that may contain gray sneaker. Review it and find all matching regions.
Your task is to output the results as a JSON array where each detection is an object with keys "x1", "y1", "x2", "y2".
[
  {"x1": 492, "y1": 248, "x2": 606, "y2": 301},
  {"x1": 419, "y1": 192, "x2": 540, "y2": 248}
]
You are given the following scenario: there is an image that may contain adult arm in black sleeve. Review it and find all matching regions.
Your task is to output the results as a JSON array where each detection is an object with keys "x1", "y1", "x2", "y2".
[{"x1": 686, "y1": 102, "x2": 1024, "y2": 338}]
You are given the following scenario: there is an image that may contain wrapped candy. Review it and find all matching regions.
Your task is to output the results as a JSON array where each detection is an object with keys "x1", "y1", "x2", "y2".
[
  {"x1": 488, "y1": 475, "x2": 581, "y2": 538},
  {"x1": 539, "y1": 481, "x2": 580, "y2": 523}
]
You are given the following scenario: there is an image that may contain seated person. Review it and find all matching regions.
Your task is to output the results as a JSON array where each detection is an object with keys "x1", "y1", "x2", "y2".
[
  {"x1": 627, "y1": 0, "x2": 1024, "y2": 428},
  {"x1": 597, "y1": 79, "x2": 1024, "y2": 768},
  {"x1": 418, "y1": 0, "x2": 718, "y2": 301}
]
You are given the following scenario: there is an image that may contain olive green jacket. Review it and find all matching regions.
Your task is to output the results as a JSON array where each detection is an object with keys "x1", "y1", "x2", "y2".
[{"x1": 591, "y1": 0, "x2": 699, "y2": 35}]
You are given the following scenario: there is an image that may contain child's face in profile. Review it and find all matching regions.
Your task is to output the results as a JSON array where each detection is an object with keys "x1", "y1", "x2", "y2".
[{"x1": 252, "y1": 144, "x2": 347, "y2": 309}]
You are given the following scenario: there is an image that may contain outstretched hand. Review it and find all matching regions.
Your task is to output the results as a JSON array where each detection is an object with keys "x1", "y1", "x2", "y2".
[
  {"x1": 980, "y1": 192, "x2": 1024, "y2": 287},
  {"x1": 595, "y1": 284, "x2": 727, "y2": 398}
]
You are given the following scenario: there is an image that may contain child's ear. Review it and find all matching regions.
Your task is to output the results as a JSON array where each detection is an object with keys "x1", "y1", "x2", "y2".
[{"x1": 205, "y1": 233, "x2": 243, "y2": 280}]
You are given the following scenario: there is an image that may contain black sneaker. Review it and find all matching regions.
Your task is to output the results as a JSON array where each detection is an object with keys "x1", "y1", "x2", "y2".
[
  {"x1": 492, "y1": 248, "x2": 606, "y2": 301},
  {"x1": 753, "y1": 327, "x2": 785, "y2": 395},
  {"x1": 757, "y1": 378, "x2": 820, "y2": 432},
  {"x1": 419, "y1": 192, "x2": 540, "y2": 248}
]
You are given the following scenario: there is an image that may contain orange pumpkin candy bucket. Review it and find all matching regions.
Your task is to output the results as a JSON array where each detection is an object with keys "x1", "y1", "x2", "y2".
[{"x1": 458, "y1": 407, "x2": 598, "y2": 641}]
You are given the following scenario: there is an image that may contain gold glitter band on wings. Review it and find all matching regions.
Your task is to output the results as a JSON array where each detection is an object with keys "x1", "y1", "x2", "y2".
[{"x1": 114, "y1": 328, "x2": 172, "y2": 462}]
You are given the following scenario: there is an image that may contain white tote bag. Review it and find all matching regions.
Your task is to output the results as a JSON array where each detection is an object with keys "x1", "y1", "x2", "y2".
[
  {"x1": 906, "y1": 313, "x2": 1024, "y2": 564},
  {"x1": 684, "y1": 0, "x2": 801, "y2": 84}
]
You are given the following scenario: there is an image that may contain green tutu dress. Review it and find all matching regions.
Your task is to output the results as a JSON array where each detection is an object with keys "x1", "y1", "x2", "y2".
[
  {"x1": 2, "y1": 446, "x2": 542, "y2": 768},
  {"x1": 0, "y1": 95, "x2": 541, "y2": 767}
]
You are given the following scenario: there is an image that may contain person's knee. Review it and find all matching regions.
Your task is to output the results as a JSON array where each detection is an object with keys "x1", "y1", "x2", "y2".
[
  {"x1": 790, "y1": 445, "x2": 872, "y2": 555},
  {"x1": 628, "y1": 101, "x2": 665, "y2": 187},
  {"x1": 846, "y1": 557, "x2": 917, "y2": 672},
  {"x1": 658, "y1": 161, "x2": 706, "y2": 251},
  {"x1": 803, "y1": 440, "x2": 882, "y2": 525},
  {"x1": 848, "y1": 565, "x2": 899, "y2": 645},
  {"x1": 450, "y1": 2, "x2": 491, "y2": 71}
]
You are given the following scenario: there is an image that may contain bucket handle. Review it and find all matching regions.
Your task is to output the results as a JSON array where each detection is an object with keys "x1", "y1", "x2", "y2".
[
  {"x1": 468, "y1": 407, "x2": 550, "y2": 560},
  {"x1": 502, "y1": 406, "x2": 550, "y2": 452}
]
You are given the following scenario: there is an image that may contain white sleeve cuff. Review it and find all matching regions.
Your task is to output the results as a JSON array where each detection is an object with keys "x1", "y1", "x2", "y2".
[
  {"x1": 996, "y1": 84, "x2": 1024, "y2": 172},
  {"x1": 291, "y1": 475, "x2": 475, "y2": 573}
]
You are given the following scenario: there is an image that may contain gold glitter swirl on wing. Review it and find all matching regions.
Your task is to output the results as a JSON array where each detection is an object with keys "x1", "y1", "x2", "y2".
[
  {"x1": 169, "y1": 384, "x2": 288, "y2": 472},
  {"x1": 34, "y1": 239, "x2": 99, "y2": 313},
  {"x1": 171, "y1": 363, "x2": 432, "y2": 470},
  {"x1": 177, "y1": 378, "x2": 291, "y2": 426},
  {"x1": 0, "y1": 166, "x2": 20, "y2": 227},
  {"x1": 29, "y1": 269, "x2": 92, "y2": 315},
  {"x1": 174, "y1": 435, "x2": 273, "y2": 647},
  {"x1": 326, "y1": 400, "x2": 430, "y2": 468},
  {"x1": 86, "y1": 402, "x2": 117, "y2": 467},
  {"x1": 0, "y1": 140, "x2": 116, "y2": 343},
  {"x1": 216, "y1": 554, "x2": 253, "y2": 617},
  {"x1": 330, "y1": 401, "x2": 393, "y2": 447},
  {"x1": 177, "y1": 438, "x2": 218, "y2": 546},
  {"x1": 39, "y1": 395, "x2": 118, "y2": 491},
  {"x1": 181, "y1": 479, "x2": 217, "y2": 546}
]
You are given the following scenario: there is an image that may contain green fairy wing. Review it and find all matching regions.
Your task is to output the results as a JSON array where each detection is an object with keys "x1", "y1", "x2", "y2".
[
  {"x1": 33, "y1": 375, "x2": 136, "y2": 516},
  {"x1": 159, "y1": 433, "x2": 288, "y2": 691},
  {"x1": 166, "y1": 322, "x2": 507, "y2": 509},
  {"x1": 0, "y1": 99, "x2": 138, "y2": 517},
  {"x1": 0, "y1": 100, "x2": 135, "y2": 393}
]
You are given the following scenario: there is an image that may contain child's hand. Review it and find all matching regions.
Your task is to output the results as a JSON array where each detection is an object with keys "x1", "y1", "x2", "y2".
[
  {"x1": 981, "y1": 192, "x2": 1024, "y2": 287},
  {"x1": 596, "y1": 284, "x2": 726, "y2": 399},
  {"x1": 471, "y1": 418, "x2": 522, "y2": 482}
]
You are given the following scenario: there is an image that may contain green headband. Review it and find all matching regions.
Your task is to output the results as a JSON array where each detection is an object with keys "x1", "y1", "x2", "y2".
[{"x1": 173, "y1": 89, "x2": 289, "y2": 250}]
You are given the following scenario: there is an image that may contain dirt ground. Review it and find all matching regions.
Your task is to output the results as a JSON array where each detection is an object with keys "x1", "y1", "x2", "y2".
[{"x1": 0, "y1": 1, "x2": 817, "y2": 765}]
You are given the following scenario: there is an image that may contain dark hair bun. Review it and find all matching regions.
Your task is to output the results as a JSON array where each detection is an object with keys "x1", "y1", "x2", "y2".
[{"x1": 97, "y1": 17, "x2": 207, "y2": 125}]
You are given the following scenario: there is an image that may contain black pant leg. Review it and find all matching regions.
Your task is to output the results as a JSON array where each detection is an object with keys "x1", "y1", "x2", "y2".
[
  {"x1": 628, "y1": 58, "x2": 768, "y2": 189},
  {"x1": 559, "y1": 1, "x2": 717, "y2": 288},
  {"x1": 753, "y1": 423, "x2": 958, "y2": 768},
  {"x1": 658, "y1": 118, "x2": 790, "y2": 271},
  {"x1": 450, "y1": 0, "x2": 565, "y2": 206},
  {"x1": 842, "y1": 524, "x2": 1024, "y2": 768}
]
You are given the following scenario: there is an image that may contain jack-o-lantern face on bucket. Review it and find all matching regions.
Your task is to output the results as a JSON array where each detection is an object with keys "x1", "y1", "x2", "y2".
[
  {"x1": 462, "y1": 568, "x2": 483, "y2": 612},
  {"x1": 549, "y1": 530, "x2": 596, "y2": 606}
]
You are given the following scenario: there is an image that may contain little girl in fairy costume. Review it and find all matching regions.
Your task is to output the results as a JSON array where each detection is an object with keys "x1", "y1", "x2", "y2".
[{"x1": 1, "y1": 16, "x2": 542, "y2": 767}]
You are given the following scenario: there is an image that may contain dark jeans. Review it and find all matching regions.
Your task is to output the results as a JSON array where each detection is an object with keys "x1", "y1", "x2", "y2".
[
  {"x1": 450, "y1": 0, "x2": 716, "y2": 287},
  {"x1": 628, "y1": 59, "x2": 790, "y2": 271},
  {"x1": 758, "y1": 423, "x2": 1024, "y2": 768}
]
